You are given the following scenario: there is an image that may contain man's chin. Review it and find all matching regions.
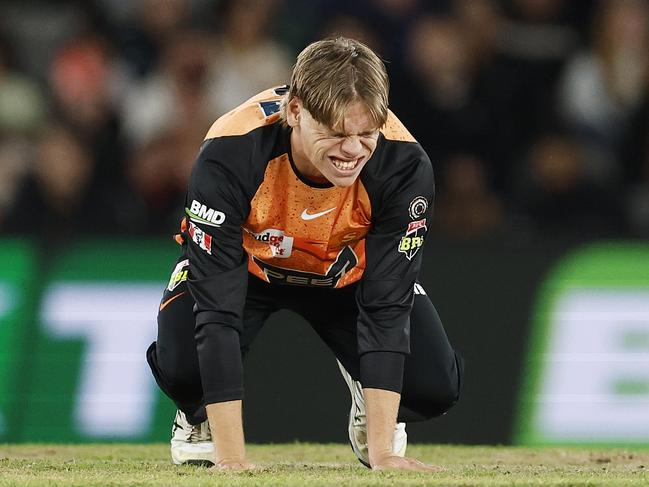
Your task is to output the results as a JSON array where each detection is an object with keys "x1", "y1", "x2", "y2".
[{"x1": 326, "y1": 172, "x2": 362, "y2": 188}]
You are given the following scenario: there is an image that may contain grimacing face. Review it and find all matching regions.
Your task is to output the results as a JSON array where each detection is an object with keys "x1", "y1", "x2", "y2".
[{"x1": 287, "y1": 97, "x2": 380, "y2": 187}]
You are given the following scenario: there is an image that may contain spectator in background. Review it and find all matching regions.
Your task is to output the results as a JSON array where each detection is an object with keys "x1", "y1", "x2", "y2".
[
  {"x1": 557, "y1": 0, "x2": 649, "y2": 187},
  {"x1": 0, "y1": 1, "x2": 90, "y2": 80},
  {"x1": 208, "y1": 0, "x2": 292, "y2": 116},
  {"x1": 120, "y1": 29, "x2": 215, "y2": 234},
  {"x1": 314, "y1": 0, "x2": 429, "y2": 78},
  {"x1": 3, "y1": 124, "x2": 108, "y2": 240},
  {"x1": 122, "y1": 121, "x2": 201, "y2": 235},
  {"x1": 121, "y1": 29, "x2": 215, "y2": 148},
  {"x1": 319, "y1": 14, "x2": 381, "y2": 56},
  {"x1": 514, "y1": 133, "x2": 622, "y2": 237},
  {"x1": 0, "y1": 35, "x2": 47, "y2": 137},
  {"x1": 113, "y1": 0, "x2": 192, "y2": 80},
  {"x1": 0, "y1": 139, "x2": 32, "y2": 230},
  {"x1": 476, "y1": 0, "x2": 581, "y2": 194},
  {"x1": 392, "y1": 14, "x2": 497, "y2": 191},
  {"x1": 434, "y1": 153, "x2": 505, "y2": 238},
  {"x1": 48, "y1": 35, "x2": 127, "y2": 232},
  {"x1": 0, "y1": 34, "x2": 46, "y2": 229},
  {"x1": 452, "y1": 0, "x2": 502, "y2": 68}
]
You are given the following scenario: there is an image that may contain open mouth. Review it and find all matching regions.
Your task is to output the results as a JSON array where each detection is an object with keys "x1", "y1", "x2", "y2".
[{"x1": 330, "y1": 157, "x2": 362, "y2": 172}]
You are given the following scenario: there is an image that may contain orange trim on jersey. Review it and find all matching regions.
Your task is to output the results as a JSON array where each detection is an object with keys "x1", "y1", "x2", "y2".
[
  {"x1": 242, "y1": 153, "x2": 371, "y2": 288},
  {"x1": 381, "y1": 110, "x2": 416, "y2": 142},
  {"x1": 159, "y1": 291, "x2": 186, "y2": 311},
  {"x1": 204, "y1": 87, "x2": 285, "y2": 139}
]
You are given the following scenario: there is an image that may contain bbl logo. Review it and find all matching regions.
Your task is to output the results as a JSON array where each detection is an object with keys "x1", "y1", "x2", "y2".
[
  {"x1": 408, "y1": 196, "x2": 428, "y2": 219},
  {"x1": 167, "y1": 259, "x2": 189, "y2": 291},
  {"x1": 398, "y1": 219, "x2": 427, "y2": 260}
]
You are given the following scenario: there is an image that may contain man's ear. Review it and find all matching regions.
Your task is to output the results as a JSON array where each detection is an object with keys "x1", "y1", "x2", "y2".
[{"x1": 286, "y1": 96, "x2": 302, "y2": 127}]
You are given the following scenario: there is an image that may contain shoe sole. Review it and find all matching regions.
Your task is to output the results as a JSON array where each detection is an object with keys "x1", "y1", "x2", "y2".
[
  {"x1": 178, "y1": 459, "x2": 214, "y2": 467},
  {"x1": 171, "y1": 446, "x2": 215, "y2": 466}
]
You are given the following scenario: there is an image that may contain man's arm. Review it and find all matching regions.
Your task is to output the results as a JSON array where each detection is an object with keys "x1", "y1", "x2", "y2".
[
  {"x1": 357, "y1": 142, "x2": 441, "y2": 471},
  {"x1": 206, "y1": 401, "x2": 251, "y2": 470},
  {"x1": 183, "y1": 137, "x2": 257, "y2": 468}
]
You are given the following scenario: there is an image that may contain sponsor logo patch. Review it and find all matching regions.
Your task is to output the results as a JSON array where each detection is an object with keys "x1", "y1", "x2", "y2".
[
  {"x1": 186, "y1": 200, "x2": 226, "y2": 227},
  {"x1": 408, "y1": 196, "x2": 428, "y2": 219},
  {"x1": 251, "y1": 228, "x2": 294, "y2": 258},
  {"x1": 398, "y1": 218, "x2": 426, "y2": 260},
  {"x1": 253, "y1": 246, "x2": 358, "y2": 287},
  {"x1": 188, "y1": 221, "x2": 212, "y2": 254},
  {"x1": 167, "y1": 259, "x2": 189, "y2": 291}
]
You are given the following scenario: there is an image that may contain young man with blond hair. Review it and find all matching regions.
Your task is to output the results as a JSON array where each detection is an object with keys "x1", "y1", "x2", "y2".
[{"x1": 147, "y1": 37, "x2": 463, "y2": 472}]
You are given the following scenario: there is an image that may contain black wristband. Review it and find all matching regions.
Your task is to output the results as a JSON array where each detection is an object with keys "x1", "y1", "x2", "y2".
[
  {"x1": 359, "y1": 351, "x2": 405, "y2": 393},
  {"x1": 196, "y1": 324, "x2": 244, "y2": 403}
]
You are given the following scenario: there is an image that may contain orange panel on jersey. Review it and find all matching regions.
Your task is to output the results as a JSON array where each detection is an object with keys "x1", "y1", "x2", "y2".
[
  {"x1": 204, "y1": 87, "x2": 285, "y2": 139},
  {"x1": 243, "y1": 154, "x2": 371, "y2": 288},
  {"x1": 381, "y1": 110, "x2": 416, "y2": 142}
]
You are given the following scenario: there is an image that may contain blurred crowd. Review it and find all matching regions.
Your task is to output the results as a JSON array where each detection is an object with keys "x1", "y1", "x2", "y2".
[{"x1": 1, "y1": 0, "x2": 649, "y2": 242}]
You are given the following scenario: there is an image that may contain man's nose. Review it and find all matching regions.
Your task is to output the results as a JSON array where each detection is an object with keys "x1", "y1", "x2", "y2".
[{"x1": 340, "y1": 136, "x2": 362, "y2": 156}]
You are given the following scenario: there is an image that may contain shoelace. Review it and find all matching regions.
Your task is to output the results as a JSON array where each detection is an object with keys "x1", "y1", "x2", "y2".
[
  {"x1": 353, "y1": 381, "x2": 367, "y2": 427},
  {"x1": 187, "y1": 422, "x2": 211, "y2": 443}
]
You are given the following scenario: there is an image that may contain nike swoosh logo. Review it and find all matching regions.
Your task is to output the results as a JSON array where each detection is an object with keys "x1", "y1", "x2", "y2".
[
  {"x1": 159, "y1": 292, "x2": 186, "y2": 311},
  {"x1": 301, "y1": 207, "x2": 336, "y2": 221}
]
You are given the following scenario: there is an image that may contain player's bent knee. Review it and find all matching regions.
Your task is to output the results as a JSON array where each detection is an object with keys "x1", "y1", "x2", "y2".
[
  {"x1": 404, "y1": 353, "x2": 464, "y2": 421},
  {"x1": 419, "y1": 379, "x2": 461, "y2": 419},
  {"x1": 147, "y1": 342, "x2": 202, "y2": 400},
  {"x1": 429, "y1": 353, "x2": 464, "y2": 418}
]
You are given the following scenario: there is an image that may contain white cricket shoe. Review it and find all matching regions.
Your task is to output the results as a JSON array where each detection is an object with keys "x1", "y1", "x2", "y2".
[
  {"x1": 170, "y1": 410, "x2": 215, "y2": 466},
  {"x1": 337, "y1": 360, "x2": 407, "y2": 468}
]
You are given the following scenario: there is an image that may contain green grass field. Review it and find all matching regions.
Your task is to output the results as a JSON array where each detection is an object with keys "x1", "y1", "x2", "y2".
[{"x1": 0, "y1": 443, "x2": 647, "y2": 486}]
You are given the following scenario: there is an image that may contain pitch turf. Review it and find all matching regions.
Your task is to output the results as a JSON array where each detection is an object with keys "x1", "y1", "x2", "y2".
[{"x1": 0, "y1": 444, "x2": 647, "y2": 486}]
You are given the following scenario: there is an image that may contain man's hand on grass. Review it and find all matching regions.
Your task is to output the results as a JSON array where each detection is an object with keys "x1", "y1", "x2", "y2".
[
  {"x1": 210, "y1": 459, "x2": 257, "y2": 472},
  {"x1": 371, "y1": 454, "x2": 444, "y2": 472}
]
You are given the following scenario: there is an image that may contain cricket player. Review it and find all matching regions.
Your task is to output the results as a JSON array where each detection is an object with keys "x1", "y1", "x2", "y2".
[{"x1": 147, "y1": 37, "x2": 463, "y2": 472}]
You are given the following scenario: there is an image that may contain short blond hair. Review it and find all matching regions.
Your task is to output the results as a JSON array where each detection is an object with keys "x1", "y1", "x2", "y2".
[{"x1": 281, "y1": 37, "x2": 389, "y2": 129}]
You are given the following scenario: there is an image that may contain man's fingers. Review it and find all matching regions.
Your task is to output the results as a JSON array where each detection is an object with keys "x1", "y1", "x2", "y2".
[
  {"x1": 210, "y1": 461, "x2": 258, "y2": 472},
  {"x1": 372, "y1": 455, "x2": 444, "y2": 472},
  {"x1": 405, "y1": 457, "x2": 445, "y2": 472}
]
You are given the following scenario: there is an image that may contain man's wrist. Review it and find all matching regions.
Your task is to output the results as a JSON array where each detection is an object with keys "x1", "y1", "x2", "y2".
[
  {"x1": 363, "y1": 388, "x2": 401, "y2": 467},
  {"x1": 206, "y1": 400, "x2": 246, "y2": 464}
]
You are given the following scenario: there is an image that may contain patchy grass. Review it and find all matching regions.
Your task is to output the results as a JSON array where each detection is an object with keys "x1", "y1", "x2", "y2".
[{"x1": 0, "y1": 443, "x2": 647, "y2": 486}]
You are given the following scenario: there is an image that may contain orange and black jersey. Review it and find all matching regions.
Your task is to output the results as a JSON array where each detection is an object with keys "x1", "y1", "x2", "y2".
[{"x1": 183, "y1": 87, "x2": 434, "y2": 400}]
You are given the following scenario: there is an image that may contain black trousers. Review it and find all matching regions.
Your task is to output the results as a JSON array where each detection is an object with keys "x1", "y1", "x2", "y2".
[{"x1": 147, "y1": 265, "x2": 463, "y2": 425}]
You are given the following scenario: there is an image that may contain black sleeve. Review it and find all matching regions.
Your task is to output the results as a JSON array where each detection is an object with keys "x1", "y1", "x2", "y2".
[
  {"x1": 357, "y1": 144, "x2": 435, "y2": 392},
  {"x1": 184, "y1": 137, "x2": 253, "y2": 404}
]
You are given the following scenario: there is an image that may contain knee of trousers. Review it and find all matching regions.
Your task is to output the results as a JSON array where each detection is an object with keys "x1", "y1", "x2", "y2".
[
  {"x1": 418, "y1": 383, "x2": 461, "y2": 420},
  {"x1": 406, "y1": 353, "x2": 464, "y2": 420},
  {"x1": 146, "y1": 342, "x2": 202, "y2": 401}
]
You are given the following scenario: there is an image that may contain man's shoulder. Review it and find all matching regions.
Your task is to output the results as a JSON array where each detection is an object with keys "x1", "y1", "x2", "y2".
[
  {"x1": 362, "y1": 112, "x2": 433, "y2": 200},
  {"x1": 369, "y1": 111, "x2": 432, "y2": 179},
  {"x1": 379, "y1": 110, "x2": 417, "y2": 143},
  {"x1": 203, "y1": 86, "x2": 288, "y2": 140}
]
